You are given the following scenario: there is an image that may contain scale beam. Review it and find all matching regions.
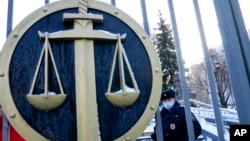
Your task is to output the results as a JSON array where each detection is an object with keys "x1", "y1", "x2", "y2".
[{"x1": 38, "y1": 30, "x2": 126, "y2": 41}]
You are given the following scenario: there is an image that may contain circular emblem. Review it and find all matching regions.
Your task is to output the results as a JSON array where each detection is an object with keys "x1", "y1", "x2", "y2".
[
  {"x1": 170, "y1": 123, "x2": 176, "y2": 130},
  {"x1": 0, "y1": 1, "x2": 161, "y2": 141}
]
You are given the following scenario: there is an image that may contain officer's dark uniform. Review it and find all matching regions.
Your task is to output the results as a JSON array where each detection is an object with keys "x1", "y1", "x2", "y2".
[{"x1": 151, "y1": 89, "x2": 202, "y2": 141}]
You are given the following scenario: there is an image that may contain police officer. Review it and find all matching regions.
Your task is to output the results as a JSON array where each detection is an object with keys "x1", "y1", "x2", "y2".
[{"x1": 151, "y1": 89, "x2": 202, "y2": 141}]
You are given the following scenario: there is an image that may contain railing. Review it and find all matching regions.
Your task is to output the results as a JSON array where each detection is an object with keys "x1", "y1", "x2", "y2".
[{"x1": 179, "y1": 99, "x2": 238, "y2": 121}]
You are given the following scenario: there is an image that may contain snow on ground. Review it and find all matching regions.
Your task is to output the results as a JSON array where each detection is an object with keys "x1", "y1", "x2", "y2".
[{"x1": 199, "y1": 118, "x2": 230, "y2": 141}]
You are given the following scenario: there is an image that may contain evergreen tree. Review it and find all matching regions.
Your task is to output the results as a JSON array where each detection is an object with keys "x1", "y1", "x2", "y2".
[{"x1": 152, "y1": 11, "x2": 178, "y2": 89}]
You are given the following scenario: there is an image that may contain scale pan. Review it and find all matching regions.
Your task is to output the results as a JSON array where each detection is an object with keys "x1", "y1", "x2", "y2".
[
  {"x1": 105, "y1": 91, "x2": 140, "y2": 107},
  {"x1": 26, "y1": 94, "x2": 67, "y2": 110}
]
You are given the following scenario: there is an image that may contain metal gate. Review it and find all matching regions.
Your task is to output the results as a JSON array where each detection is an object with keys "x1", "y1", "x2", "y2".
[{"x1": 1, "y1": 0, "x2": 250, "y2": 141}]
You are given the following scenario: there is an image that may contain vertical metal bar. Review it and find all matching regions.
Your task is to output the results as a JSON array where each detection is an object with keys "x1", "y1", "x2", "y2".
[
  {"x1": 140, "y1": 0, "x2": 163, "y2": 140},
  {"x1": 140, "y1": 0, "x2": 150, "y2": 35},
  {"x1": 2, "y1": 116, "x2": 8, "y2": 141},
  {"x1": 45, "y1": 0, "x2": 49, "y2": 5},
  {"x1": 192, "y1": 0, "x2": 225, "y2": 140},
  {"x1": 155, "y1": 108, "x2": 163, "y2": 141},
  {"x1": 213, "y1": 0, "x2": 250, "y2": 124},
  {"x1": 167, "y1": 0, "x2": 195, "y2": 140},
  {"x1": 3, "y1": 0, "x2": 14, "y2": 140},
  {"x1": 6, "y1": 0, "x2": 13, "y2": 37},
  {"x1": 111, "y1": 0, "x2": 116, "y2": 6},
  {"x1": 229, "y1": 0, "x2": 250, "y2": 82},
  {"x1": 139, "y1": 0, "x2": 163, "y2": 140}
]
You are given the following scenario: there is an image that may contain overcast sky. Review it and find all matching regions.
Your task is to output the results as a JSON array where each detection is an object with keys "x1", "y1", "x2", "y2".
[{"x1": 0, "y1": 0, "x2": 249, "y2": 67}]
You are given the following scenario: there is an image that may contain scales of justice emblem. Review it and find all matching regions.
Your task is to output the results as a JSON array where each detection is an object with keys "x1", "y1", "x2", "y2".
[
  {"x1": 0, "y1": 0, "x2": 162, "y2": 140},
  {"x1": 27, "y1": 30, "x2": 139, "y2": 110}
]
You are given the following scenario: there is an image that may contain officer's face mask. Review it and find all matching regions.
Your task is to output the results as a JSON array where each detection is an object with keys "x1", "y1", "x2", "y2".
[{"x1": 162, "y1": 101, "x2": 174, "y2": 110}]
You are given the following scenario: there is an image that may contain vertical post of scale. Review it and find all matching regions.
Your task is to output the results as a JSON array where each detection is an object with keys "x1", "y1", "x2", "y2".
[{"x1": 74, "y1": 0, "x2": 99, "y2": 140}]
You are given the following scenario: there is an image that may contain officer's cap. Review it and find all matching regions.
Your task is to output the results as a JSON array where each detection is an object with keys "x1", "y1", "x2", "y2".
[{"x1": 161, "y1": 89, "x2": 175, "y2": 100}]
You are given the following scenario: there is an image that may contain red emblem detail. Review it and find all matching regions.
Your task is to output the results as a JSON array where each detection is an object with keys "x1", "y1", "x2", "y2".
[{"x1": 170, "y1": 123, "x2": 175, "y2": 130}]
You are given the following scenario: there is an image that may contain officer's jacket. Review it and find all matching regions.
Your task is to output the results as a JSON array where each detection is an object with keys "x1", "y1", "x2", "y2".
[{"x1": 151, "y1": 101, "x2": 202, "y2": 141}]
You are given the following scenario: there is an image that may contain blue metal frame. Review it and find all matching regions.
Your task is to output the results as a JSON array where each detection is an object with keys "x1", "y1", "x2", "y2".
[
  {"x1": 6, "y1": 0, "x2": 13, "y2": 37},
  {"x1": 139, "y1": 1, "x2": 164, "y2": 140},
  {"x1": 229, "y1": 0, "x2": 250, "y2": 78},
  {"x1": 45, "y1": 0, "x2": 49, "y2": 5},
  {"x1": 140, "y1": 0, "x2": 150, "y2": 35},
  {"x1": 111, "y1": 0, "x2": 116, "y2": 6},
  {"x1": 192, "y1": 0, "x2": 225, "y2": 140},
  {"x1": 213, "y1": 0, "x2": 250, "y2": 124},
  {"x1": 3, "y1": 0, "x2": 14, "y2": 140},
  {"x1": 167, "y1": 0, "x2": 195, "y2": 140}
]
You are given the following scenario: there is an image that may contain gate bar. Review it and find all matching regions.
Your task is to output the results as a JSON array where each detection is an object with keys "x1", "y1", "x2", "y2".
[
  {"x1": 229, "y1": 0, "x2": 250, "y2": 80},
  {"x1": 167, "y1": 0, "x2": 195, "y2": 140},
  {"x1": 140, "y1": 1, "x2": 164, "y2": 140},
  {"x1": 3, "y1": 0, "x2": 14, "y2": 140},
  {"x1": 193, "y1": 0, "x2": 225, "y2": 140},
  {"x1": 213, "y1": 0, "x2": 250, "y2": 124},
  {"x1": 140, "y1": 0, "x2": 150, "y2": 35},
  {"x1": 111, "y1": 0, "x2": 116, "y2": 6},
  {"x1": 45, "y1": 0, "x2": 49, "y2": 5},
  {"x1": 6, "y1": 0, "x2": 13, "y2": 37}
]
